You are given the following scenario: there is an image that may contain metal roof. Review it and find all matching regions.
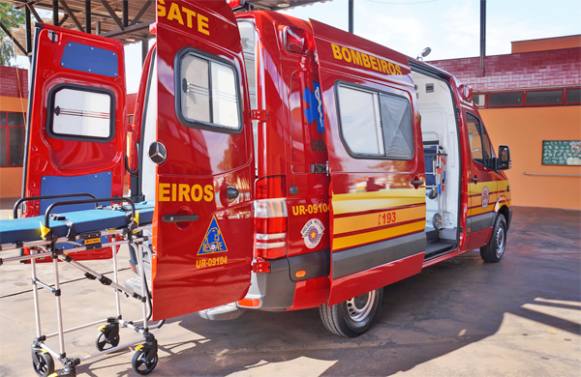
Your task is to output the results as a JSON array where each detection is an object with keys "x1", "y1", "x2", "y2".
[{"x1": 3, "y1": 0, "x2": 329, "y2": 53}]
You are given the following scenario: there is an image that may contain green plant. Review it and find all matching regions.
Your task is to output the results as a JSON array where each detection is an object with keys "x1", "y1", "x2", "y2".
[{"x1": 0, "y1": 3, "x2": 25, "y2": 66}]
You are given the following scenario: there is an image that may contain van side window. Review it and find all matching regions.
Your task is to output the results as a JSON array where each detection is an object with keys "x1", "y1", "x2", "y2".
[
  {"x1": 379, "y1": 93, "x2": 414, "y2": 159},
  {"x1": 337, "y1": 84, "x2": 413, "y2": 159},
  {"x1": 466, "y1": 113, "x2": 490, "y2": 163},
  {"x1": 337, "y1": 85, "x2": 384, "y2": 156},
  {"x1": 178, "y1": 51, "x2": 241, "y2": 131}
]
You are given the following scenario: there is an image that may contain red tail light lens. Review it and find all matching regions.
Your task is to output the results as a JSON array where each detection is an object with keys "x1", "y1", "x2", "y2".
[
  {"x1": 254, "y1": 176, "x2": 287, "y2": 259},
  {"x1": 255, "y1": 175, "x2": 286, "y2": 199}
]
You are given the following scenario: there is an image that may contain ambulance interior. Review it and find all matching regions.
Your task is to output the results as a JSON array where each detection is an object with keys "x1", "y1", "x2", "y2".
[{"x1": 411, "y1": 70, "x2": 460, "y2": 256}]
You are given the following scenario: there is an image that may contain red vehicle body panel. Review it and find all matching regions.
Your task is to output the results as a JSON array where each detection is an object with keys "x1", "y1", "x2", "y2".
[
  {"x1": 151, "y1": 0, "x2": 254, "y2": 320},
  {"x1": 22, "y1": 24, "x2": 126, "y2": 261}
]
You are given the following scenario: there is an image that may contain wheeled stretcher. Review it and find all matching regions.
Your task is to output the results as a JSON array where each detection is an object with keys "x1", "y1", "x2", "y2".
[{"x1": 0, "y1": 195, "x2": 162, "y2": 376}]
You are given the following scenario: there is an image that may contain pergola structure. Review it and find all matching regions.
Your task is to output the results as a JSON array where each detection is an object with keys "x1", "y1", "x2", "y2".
[{"x1": 1, "y1": 0, "x2": 332, "y2": 62}]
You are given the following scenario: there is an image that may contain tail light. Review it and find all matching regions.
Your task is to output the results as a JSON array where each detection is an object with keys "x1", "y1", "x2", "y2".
[{"x1": 254, "y1": 176, "x2": 287, "y2": 259}]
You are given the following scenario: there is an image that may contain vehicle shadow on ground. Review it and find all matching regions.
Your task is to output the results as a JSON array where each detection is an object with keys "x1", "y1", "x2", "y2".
[{"x1": 82, "y1": 208, "x2": 580, "y2": 376}]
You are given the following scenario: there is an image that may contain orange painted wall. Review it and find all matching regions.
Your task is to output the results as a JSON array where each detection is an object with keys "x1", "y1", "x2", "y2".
[
  {"x1": 0, "y1": 96, "x2": 26, "y2": 200},
  {"x1": 0, "y1": 167, "x2": 22, "y2": 198},
  {"x1": 480, "y1": 106, "x2": 581, "y2": 210}
]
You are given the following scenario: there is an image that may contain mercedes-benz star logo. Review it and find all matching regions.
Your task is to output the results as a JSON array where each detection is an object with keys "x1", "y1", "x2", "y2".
[{"x1": 148, "y1": 141, "x2": 167, "y2": 164}]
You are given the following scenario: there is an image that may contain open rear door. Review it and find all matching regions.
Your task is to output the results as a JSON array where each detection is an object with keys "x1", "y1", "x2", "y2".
[
  {"x1": 21, "y1": 25, "x2": 126, "y2": 261},
  {"x1": 151, "y1": 0, "x2": 254, "y2": 319},
  {"x1": 23, "y1": 24, "x2": 126, "y2": 215},
  {"x1": 310, "y1": 20, "x2": 427, "y2": 304}
]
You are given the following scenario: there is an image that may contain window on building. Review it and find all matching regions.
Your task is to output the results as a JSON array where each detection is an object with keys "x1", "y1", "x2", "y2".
[
  {"x1": 525, "y1": 90, "x2": 563, "y2": 106},
  {"x1": 337, "y1": 84, "x2": 414, "y2": 160},
  {"x1": 488, "y1": 91, "x2": 523, "y2": 107},
  {"x1": 0, "y1": 112, "x2": 26, "y2": 167},
  {"x1": 473, "y1": 94, "x2": 486, "y2": 107},
  {"x1": 178, "y1": 51, "x2": 241, "y2": 131},
  {"x1": 567, "y1": 88, "x2": 581, "y2": 104}
]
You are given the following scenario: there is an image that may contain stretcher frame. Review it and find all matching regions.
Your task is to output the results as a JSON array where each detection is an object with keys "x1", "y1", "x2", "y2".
[{"x1": 0, "y1": 196, "x2": 163, "y2": 377}]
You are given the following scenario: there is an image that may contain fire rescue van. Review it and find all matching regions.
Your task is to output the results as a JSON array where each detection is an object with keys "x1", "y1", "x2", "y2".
[{"x1": 0, "y1": 1, "x2": 512, "y2": 375}]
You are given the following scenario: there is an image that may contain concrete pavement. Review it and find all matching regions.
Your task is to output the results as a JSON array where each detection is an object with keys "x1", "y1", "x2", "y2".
[{"x1": 1, "y1": 207, "x2": 580, "y2": 376}]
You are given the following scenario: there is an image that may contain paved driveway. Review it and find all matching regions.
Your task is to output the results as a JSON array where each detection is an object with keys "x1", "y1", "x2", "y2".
[{"x1": 1, "y1": 207, "x2": 579, "y2": 376}]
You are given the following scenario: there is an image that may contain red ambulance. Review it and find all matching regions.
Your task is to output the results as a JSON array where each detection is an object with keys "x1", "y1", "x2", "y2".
[{"x1": 22, "y1": 0, "x2": 511, "y2": 340}]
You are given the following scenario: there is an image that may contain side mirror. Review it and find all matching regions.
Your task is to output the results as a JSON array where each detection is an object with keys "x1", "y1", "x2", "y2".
[{"x1": 496, "y1": 145, "x2": 511, "y2": 170}]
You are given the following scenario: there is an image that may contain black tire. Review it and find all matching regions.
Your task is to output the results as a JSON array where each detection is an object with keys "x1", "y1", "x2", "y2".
[
  {"x1": 480, "y1": 214, "x2": 508, "y2": 263},
  {"x1": 31, "y1": 349, "x2": 54, "y2": 377},
  {"x1": 319, "y1": 288, "x2": 383, "y2": 337},
  {"x1": 96, "y1": 330, "x2": 120, "y2": 351},
  {"x1": 132, "y1": 347, "x2": 158, "y2": 375}
]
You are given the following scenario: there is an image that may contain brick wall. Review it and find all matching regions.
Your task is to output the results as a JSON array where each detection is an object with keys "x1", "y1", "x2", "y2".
[
  {"x1": 429, "y1": 47, "x2": 581, "y2": 92},
  {"x1": 0, "y1": 66, "x2": 28, "y2": 98}
]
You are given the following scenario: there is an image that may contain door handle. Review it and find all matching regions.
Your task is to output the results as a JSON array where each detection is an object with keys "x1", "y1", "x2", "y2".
[
  {"x1": 226, "y1": 186, "x2": 239, "y2": 200},
  {"x1": 471, "y1": 175, "x2": 479, "y2": 183},
  {"x1": 162, "y1": 214, "x2": 199, "y2": 223},
  {"x1": 410, "y1": 177, "x2": 424, "y2": 188}
]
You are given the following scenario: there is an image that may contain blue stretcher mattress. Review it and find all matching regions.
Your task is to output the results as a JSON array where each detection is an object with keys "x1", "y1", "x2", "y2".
[{"x1": 0, "y1": 201, "x2": 154, "y2": 245}]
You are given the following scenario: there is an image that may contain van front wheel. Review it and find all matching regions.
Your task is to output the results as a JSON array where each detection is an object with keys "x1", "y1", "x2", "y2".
[
  {"x1": 480, "y1": 214, "x2": 508, "y2": 263},
  {"x1": 319, "y1": 288, "x2": 383, "y2": 337}
]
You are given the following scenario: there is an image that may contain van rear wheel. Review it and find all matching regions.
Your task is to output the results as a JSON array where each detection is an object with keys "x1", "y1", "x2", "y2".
[
  {"x1": 480, "y1": 215, "x2": 508, "y2": 263},
  {"x1": 319, "y1": 288, "x2": 383, "y2": 337}
]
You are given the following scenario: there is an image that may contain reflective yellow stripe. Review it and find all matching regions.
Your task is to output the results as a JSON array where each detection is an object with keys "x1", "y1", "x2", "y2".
[
  {"x1": 333, "y1": 220, "x2": 424, "y2": 251},
  {"x1": 332, "y1": 189, "x2": 425, "y2": 216},
  {"x1": 468, "y1": 205, "x2": 495, "y2": 216},
  {"x1": 333, "y1": 205, "x2": 424, "y2": 235}
]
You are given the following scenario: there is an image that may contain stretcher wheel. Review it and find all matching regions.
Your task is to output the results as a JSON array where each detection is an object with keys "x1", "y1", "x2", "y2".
[
  {"x1": 31, "y1": 349, "x2": 54, "y2": 377},
  {"x1": 96, "y1": 322, "x2": 120, "y2": 351},
  {"x1": 131, "y1": 343, "x2": 158, "y2": 375}
]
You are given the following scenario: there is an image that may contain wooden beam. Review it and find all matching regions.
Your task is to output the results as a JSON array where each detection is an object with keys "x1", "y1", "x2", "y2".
[
  {"x1": 52, "y1": 0, "x2": 58, "y2": 25},
  {"x1": 59, "y1": 0, "x2": 84, "y2": 31},
  {"x1": 0, "y1": 21, "x2": 27, "y2": 55},
  {"x1": 132, "y1": 1, "x2": 152, "y2": 25},
  {"x1": 85, "y1": 0, "x2": 91, "y2": 33},
  {"x1": 122, "y1": 0, "x2": 128, "y2": 27},
  {"x1": 99, "y1": 0, "x2": 124, "y2": 30},
  {"x1": 24, "y1": 1, "x2": 43, "y2": 24},
  {"x1": 58, "y1": 13, "x2": 69, "y2": 26}
]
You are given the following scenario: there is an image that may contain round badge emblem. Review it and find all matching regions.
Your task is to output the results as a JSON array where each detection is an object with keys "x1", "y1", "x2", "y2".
[
  {"x1": 301, "y1": 219, "x2": 325, "y2": 249},
  {"x1": 481, "y1": 186, "x2": 490, "y2": 208}
]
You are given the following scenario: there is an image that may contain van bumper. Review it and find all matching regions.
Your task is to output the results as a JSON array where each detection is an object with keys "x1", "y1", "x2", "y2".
[{"x1": 240, "y1": 250, "x2": 329, "y2": 311}]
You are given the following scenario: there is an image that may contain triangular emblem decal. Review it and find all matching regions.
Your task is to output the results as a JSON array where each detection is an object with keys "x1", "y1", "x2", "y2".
[{"x1": 197, "y1": 215, "x2": 228, "y2": 255}]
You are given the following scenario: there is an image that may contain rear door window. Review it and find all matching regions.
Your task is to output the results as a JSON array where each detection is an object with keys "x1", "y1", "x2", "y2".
[
  {"x1": 178, "y1": 51, "x2": 241, "y2": 131},
  {"x1": 48, "y1": 86, "x2": 113, "y2": 140}
]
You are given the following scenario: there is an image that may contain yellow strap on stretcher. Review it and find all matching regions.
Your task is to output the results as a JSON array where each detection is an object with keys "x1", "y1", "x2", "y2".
[
  {"x1": 40, "y1": 222, "x2": 51, "y2": 240},
  {"x1": 134, "y1": 211, "x2": 140, "y2": 226}
]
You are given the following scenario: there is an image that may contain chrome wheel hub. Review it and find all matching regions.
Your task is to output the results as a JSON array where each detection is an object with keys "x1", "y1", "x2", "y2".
[
  {"x1": 345, "y1": 290, "x2": 376, "y2": 322},
  {"x1": 495, "y1": 226, "x2": 506, "y2": 258}
]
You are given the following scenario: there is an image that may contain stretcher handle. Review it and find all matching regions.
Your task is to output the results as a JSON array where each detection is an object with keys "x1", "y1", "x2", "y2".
[
  {"x1": 13, "y1": 193, "x2": 97, "y2": 219},
  {"x1": 43, "y1": 197, "x2": 136, "y2": 231}
]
